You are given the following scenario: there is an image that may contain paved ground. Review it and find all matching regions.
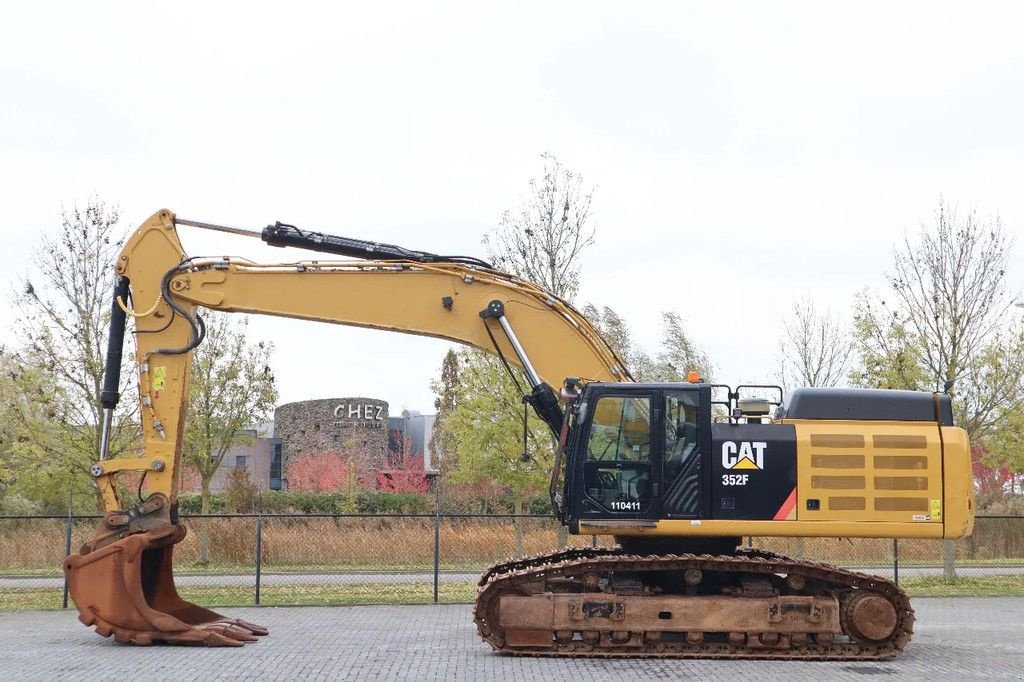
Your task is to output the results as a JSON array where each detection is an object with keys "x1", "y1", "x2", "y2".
[
  {"x1": 2, "y1": 598, "x2": 1022, "y2": 680},
  {"x1": 3, "y1": 565, "x2": 1022, "y2": 590}
]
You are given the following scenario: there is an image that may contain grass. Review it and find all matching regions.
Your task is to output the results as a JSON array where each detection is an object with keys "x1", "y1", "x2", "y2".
[
  {"x1": 0, "y1": 562, "x2": 492, "y2": 578},
  {"x1": 0, "y1": 582, "x2": 479, "y2": 611},
  {"x1": 0, "y1": 589, "x2": 65, "y2": 611},
  {"x1": 5, "y1": 575, "x2": 1023, "y2": 612},
  {"x1": 179, "y1": 582, "x2": 479, "y2": 607},
  {"x1": 9, "y1": 557, "x2": 1024, "y2": 579},
  {"x1": 901, "y1": 574, "x2": 1024, "y2": 597}
]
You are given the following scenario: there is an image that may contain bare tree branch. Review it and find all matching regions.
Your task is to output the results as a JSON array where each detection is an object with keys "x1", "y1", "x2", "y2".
[
  {"x1": 778, "y1": 297, "x2": 852, "y2": 392},
  {"x1": 852, "y1": 200, "x2": 1023, "y2": 442},
  {"x1": 483, "y1": 152, "x2": 595, "y2": 301}
]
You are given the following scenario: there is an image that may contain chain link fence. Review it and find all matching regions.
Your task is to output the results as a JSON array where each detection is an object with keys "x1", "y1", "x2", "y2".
[{"x1": 1, "y1": 513, "x2": 1021, "y2": 611}]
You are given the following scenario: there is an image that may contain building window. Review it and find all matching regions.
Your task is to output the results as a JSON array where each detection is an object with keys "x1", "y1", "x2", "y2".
[
  {"x1": 235, "y1": 455, "x2": 247, "y2": 469},
  {"x1": 270, "y1": 441, "x2": 283, "y2": 491}
]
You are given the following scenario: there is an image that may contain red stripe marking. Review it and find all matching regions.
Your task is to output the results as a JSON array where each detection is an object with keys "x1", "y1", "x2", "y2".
[{"x1": 773, "y1": 488, "x2": 797, "y2": 520}]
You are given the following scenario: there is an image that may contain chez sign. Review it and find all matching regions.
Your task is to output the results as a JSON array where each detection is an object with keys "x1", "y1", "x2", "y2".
[{"x1": 333, "y1": 402, "x2": 386, "y2": 428}]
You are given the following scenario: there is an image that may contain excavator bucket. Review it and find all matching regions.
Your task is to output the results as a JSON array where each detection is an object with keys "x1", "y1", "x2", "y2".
[{"x1": 64, "y1": 524, "x2": 267, "y2": 646}]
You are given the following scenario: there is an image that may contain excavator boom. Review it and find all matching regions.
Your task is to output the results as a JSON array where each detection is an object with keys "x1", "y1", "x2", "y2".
[{"x1": 65, "y1": 209, "x2": 628, "y2": 646}]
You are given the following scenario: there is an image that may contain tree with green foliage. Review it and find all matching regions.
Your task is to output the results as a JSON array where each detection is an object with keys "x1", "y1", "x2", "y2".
[
  {"x1": 850, "y1": 292, "x2": 929, "y2": 391},
  {"x1": 8, "y1": 199, "x2": 138, "y2": 512},
  {"x1": 582, "y1": 305, "x2": 711, "y2": 382},
  {"x1": 0, "y1": 355, "x2": 65, "y2": 512},
  {"x1": 651, "y1": 311, "x2": 713, "y2": 382},
  {"x1": 182, "y1": 313, "x2": 277, "y2": 562},
  {"x1": 442, "y1": 348, "x2": 552, "y2": 552},
  {"x1": 0, "y1": 354, "x2": 23, "y2": 509},
  {"x1": 439, "y1": 153, "x2": 598, "y2": 544},
  {"x1": 986, "y1": 411, "x2": 1024, "y2": 488},
  {"x1": 582, "y1": 304, "x2": 633, "y2": 362},
  {"x1": 428, "y1": 349, "x2": 460, "y2": 480}
]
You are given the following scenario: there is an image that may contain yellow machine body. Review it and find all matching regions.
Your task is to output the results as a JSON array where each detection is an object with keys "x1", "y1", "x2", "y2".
[{"x1": 63, "y1": 209, "x2": 974, "y2": 655}]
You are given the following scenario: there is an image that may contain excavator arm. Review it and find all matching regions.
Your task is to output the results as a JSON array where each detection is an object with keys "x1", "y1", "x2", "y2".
[
  {"x1": 65, "y1": 208, "x2": 628, "y2": 646},
  {"x1": 94, "y1": 208, "x2": 627, "y2": 512}
]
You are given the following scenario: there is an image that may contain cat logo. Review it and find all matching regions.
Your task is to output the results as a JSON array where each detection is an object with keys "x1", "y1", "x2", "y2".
[{"x1": 722, "y1": 441, "x2": 767, "y2": 470}]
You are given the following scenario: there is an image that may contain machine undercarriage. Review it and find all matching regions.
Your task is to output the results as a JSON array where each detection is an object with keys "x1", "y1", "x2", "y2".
[{"x1": 475, "y1": 545, "x2": 912, "y2": 659}]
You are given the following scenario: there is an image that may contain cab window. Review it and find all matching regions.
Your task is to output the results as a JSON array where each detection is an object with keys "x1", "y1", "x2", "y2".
[
  {"x1": 583, "y1": 395, "x2": 653, "y2": 514},
  {"x1": 664, "y1": 390, "x2": 699, "y2": 483},
  {"x1": 586, "y1": 396, "x2": 651, "y2": 461}
]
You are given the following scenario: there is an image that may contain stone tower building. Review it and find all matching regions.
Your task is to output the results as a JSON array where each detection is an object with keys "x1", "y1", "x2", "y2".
[{"x1": 274, "y1": 397, "x2": 389, "y2": 482}]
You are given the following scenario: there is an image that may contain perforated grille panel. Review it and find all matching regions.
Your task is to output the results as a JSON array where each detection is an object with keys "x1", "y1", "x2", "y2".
[{"x1": 793, "y1": 421, "x2": 943, "y2": 524}]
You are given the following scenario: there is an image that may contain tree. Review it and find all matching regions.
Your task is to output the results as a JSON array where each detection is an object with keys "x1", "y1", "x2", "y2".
[
  {"x1": 223, "y1": 467, "x2": 258, "y2": 513},
  {"x1": 889, "y1": 203, "x2": 1011, "y2": 397},
  {"x1": 953, "y1": 331, "x2": 1024, "y2": 442},
  {"x1": 582, "y1": 304, "x2": 633, "y2": 361},
  {"x1": 0, "y1": 354, "x2": 22, "y2": 503},
  {"x1": 778, "y1": 297, "x2": 852, "y2": 391},
  {"x1": 985, "y1": 409, "x2": 1024, "y2": 489},
  {"x1": 286, "y1": 447, "x2": 368, "y2": 513},
  {"x1": 0, "y1": 355, "x2": 65, "y2": 510},
  {"x1": 182, "y1": 313, "x2": 277, "y2": 562},
  {"x1": 9, "y1": 199, "x2": 138, "y2": 511},
  {"x1": 483, "y1": 152, "x2": 595, "y2": 300},
  {"x1": 850, "y1": 292, "x2": 929, "y2": 391},
  {"x1": 851, "y1": 202, "x2": 1024, "y2": 441},
  {"x1": 442, "y1": 348, "x2": 553, "y2": 553},
  {"x1": 438, "y1": 153, "x2": 597, "y2": 542},
  {"x1": 972, "y1": 443, "x2": 1022, "y2": 513},
  {"x1": 376, "y1": 455, "x2": 430, "y2": 494},
  {"x1": 288, "y1": 451, "x2": 357, "y2": 494},
  {"x1": 651, "y1": 311, "x2": 713, "y2": 382},
  {"x1": 582, "y1": 305, "x2": 711, "y2": 382},
  {"x1": 428, "y1": 349, "x2": 460, "y2": 478}
]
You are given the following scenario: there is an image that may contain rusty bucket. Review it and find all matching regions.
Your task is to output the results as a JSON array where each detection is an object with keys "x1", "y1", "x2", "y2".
[{"x1": 64, "y1": 524, "x2": 267, "y2": 646}]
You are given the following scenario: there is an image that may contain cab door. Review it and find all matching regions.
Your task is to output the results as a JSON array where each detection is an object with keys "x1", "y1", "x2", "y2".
[
  {"x1": 661, "y1": 387, "x2": 707, "y2": 518},
  {"x1": 576, "y1": 391, "x2": 660, "y2": 520}
]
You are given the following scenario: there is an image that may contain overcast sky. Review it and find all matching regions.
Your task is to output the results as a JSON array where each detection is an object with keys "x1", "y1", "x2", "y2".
[{"x1": 2, "y1": 1, "x2": 1022, "y2": 414}]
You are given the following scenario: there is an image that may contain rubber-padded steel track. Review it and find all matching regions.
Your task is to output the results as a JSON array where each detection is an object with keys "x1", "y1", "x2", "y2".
[{"x1": 474, "y1": 549, "x2": 913, "y2": 660}]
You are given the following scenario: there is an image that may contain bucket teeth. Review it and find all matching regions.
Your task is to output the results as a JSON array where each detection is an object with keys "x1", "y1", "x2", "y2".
[{"x1": 64, "y1": 524, "x2": 268, "y2": 647}]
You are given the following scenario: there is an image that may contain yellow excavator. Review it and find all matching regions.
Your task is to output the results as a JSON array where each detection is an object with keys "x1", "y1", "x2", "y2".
[{"x1": 65, "y1": 209, "x2": 974, "y2": 658}]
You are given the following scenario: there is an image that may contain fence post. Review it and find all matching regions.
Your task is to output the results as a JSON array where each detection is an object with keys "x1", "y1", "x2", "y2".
[
  {"x1": 943, "y1": 539, "x2": 957, "y2": 579},
  {"x1": 892, "y1": 538, "x2": 899, "y2": 588},
  {"x1": 62, "y1": 489, "x2": 73, "y2": 609},
  {"x1": 433, "y1": 497, "x2": 440, "y2": 604},
  {"x1": 255, "y1": 512, "x2": 263, "y2": 606}
]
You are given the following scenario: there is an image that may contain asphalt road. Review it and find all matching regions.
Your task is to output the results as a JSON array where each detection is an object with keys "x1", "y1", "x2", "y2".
[
  {"x1": 2, "y1": 598, "x2": 1023, "y2": 680},
  {"x1": 2, "y1": 565, "x2": 1022, "y2": 590}
]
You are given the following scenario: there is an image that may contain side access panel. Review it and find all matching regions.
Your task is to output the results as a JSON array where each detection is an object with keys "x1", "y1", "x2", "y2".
[{"x1": 789, "y1": 420, "x2": 944, "y2": 525}]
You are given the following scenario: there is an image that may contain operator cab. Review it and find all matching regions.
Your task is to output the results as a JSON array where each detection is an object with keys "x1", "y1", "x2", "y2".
[{"x1": 558, "y1": 381, "x2": 791, "y2": 529}]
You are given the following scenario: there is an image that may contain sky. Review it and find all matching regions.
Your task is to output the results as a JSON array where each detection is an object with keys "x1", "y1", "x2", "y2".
[{"x1": 2, "y1": 1, "x2": 1023, "y2": 414}]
